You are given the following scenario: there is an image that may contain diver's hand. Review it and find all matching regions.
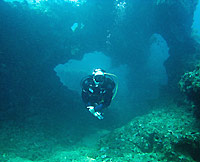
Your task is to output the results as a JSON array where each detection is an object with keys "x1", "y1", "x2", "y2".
[
  {"x1": 87, "y1": 106, "x2": 104, "y2": 120},
  {"x1": 87, "y1": 106, "x2": 95, "y2": 114},
  {"x1": 94, "y1": 112, "x2": 104, "y2": 120}
]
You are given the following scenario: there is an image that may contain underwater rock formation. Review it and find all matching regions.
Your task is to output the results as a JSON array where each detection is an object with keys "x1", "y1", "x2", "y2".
[
  {"x1": 2, "y1": 102, "x2": 199, "y2": 162},
  {"x1": 154, "y1": 0, "x2": 198, "y2": 92},
  {"x1": 179, "y1": 64, "x2": 200, "y2": 119},
  {"x1": 0, "y1": 0, "x2": 198, "y2": 119},
  {"x1": 93, "y1": 104, "x2": 200, "y2": 161}
]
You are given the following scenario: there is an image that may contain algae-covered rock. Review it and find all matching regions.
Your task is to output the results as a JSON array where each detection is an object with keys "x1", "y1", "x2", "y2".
[
  {"x1": 179, "y1": 64, "x2": 200, "y2": 118},
  {"x1": 48, "y1": 148, "x2": 97, "y2": 162},
  {"x1": 179, "y1": 64, "x2": 200, "y2": 94},
  {"x1": 1, "y1": 104, "x2": 199, "y2": 162},
  {"x1": 7, "y1": 157, "x2": 33, "y2": 162},
  {"x1": 93, "y1": 104, "x2": 200, "y2": 161}
]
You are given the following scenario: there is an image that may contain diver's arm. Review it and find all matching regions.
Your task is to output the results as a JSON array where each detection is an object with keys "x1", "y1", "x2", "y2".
[
  {"x1": 102, "y1": 92, "x2": 113, "y2": 107},
  {"x1": 94, "y1": 83, "x2": 114, "y2": 111},
  {"x1": 82, "y1": 90, "x2": 89, "y2": 105},
  {"x1": 94, "y1": 92, "x2": 112, "y2": 112},
  {"x1": 94, "y1": 103, "x2": 104, "y2": 111},
  {"x1": 101, "y1": 80, "x2": 115, "y2": 107},
  {"x1": 81, "y1": 78, "x2": 91, "y2": 106}
]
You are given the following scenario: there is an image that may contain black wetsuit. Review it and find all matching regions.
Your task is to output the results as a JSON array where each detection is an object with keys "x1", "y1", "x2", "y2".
[{"x1": 81, "y1": 75, "x2": 115, "y2": 111}]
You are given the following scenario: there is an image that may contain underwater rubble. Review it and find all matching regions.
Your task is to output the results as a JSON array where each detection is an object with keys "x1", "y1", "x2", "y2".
[{"x1": 90, "y1": 104, "x2": 200, "y2": 162}]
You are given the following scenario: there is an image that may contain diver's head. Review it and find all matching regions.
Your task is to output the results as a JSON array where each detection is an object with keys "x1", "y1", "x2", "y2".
[{"x1": 92, "y1": 68, "x2": 105, "y2": 85}]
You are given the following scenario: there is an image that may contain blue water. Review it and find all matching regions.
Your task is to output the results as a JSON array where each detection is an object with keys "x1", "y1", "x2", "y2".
[{"x1": 0, "y1": 0, "x2": 199, "y2": 161}]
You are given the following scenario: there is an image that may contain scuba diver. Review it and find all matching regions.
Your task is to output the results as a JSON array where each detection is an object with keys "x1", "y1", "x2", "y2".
[{"x1": 81, "y1": 68, "x2": 118, "y2": 120}]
